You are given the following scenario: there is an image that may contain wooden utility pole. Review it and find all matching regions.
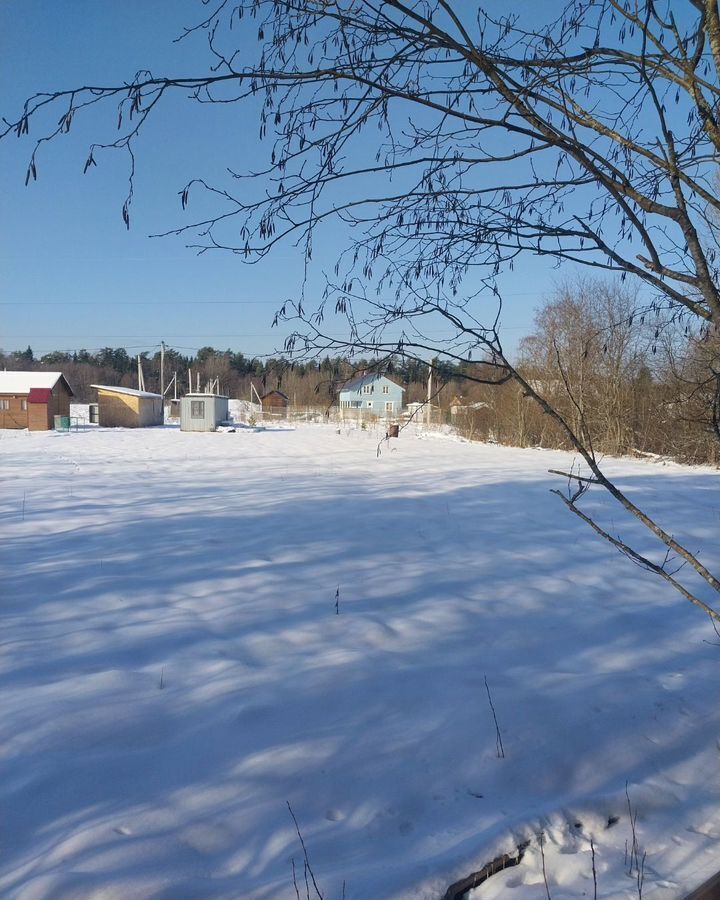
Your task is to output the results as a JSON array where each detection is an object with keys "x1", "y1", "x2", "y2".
[
  {"x1": 160, "y1": 341, "x2": 165, "y2": 397},
  {"x1": 426, "y1": 363, "x2": 432, "y2": 426}
]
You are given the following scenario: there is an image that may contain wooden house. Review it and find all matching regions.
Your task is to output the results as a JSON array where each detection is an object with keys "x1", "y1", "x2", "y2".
[
  {"x1": 338, "y1": 373, "x2": 404, "y2": 416},
  {"x1": 92, "y1": 385, "x2": 164, "y2": 428},
  {"x1": 260, "y1": 390, "x2": 289, "y2": 417},
  {"x1": 0, "y1": 371, "x2": 73, "y2": 431},
  {"x1": 180, "y1": 393, "x2": 229, "y2": 432}
]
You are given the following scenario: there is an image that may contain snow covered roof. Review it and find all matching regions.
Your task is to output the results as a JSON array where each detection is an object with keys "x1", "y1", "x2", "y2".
[
  {"x1": 92, "y1": 384, "x2": 162, "y2": 399},
  {"x1": 0, "y1": 371, "x2": 73, "y2": 396},
  {"x1": 184, "y1": 392, "x2": 229, "y2": 399}
]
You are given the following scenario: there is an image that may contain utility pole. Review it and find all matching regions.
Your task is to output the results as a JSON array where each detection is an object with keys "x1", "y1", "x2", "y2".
[
  {"x1": 426, "y1": 362, "x2": 432, "y2": 427},
  {"x1": 137, "y1": 355, "x2": 145, "y2": 392},
  {"x1": 160, "y1": 341, "x2": 165, "y2": 398}
]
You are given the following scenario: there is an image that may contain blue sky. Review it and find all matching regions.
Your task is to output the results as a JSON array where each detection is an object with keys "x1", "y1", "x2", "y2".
[{"x1": 1, "y1": 1, "x2": 556, "y2": 361}]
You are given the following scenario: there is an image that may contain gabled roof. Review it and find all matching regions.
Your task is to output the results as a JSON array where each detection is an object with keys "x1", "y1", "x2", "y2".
[
  {"x1": 260, "y1": 390, "x2": 289, "y2": 401},
  {"x1": 341, "y1": 372, "x2": 404, "y2": 392},
  {"x1": 92, "y1": 384, "x2": 162, "y2": 399},
  {"x1": 0, "y1": 371, "x2": 74, "y2": 396}
]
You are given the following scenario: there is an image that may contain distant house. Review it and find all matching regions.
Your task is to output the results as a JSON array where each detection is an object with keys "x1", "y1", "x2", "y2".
[
  {"x1": 0, "y1": 371, "x2": 74, "y2": 431},
  {"x1": 260, "y1": 390, "x2": 289, "y2": 417},
  {"x1": 338, "y1": 373, "x2": 404, "y2": 415},
  {"x1": 92, "y1": 385, "x2": 164, "y2": 428},
  {"x1": 180, "y1": 393, "x2": 229, "y2": 432},
  {"x1": 405, "y1": 401, "x2": 425, "y2": 417},
  {"x1": 404, "y1": 400, "x2": 442, "y2": 424}
]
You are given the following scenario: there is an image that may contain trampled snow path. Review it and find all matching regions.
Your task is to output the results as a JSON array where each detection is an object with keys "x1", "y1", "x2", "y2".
[{"x1": 1, "y1": 421, "x2": 719, "y2": 899}]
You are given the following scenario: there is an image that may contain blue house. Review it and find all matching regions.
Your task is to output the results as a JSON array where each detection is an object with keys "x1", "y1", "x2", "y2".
[{"x1": 338, "y1": 373, "x2": 405, "y2": 415}]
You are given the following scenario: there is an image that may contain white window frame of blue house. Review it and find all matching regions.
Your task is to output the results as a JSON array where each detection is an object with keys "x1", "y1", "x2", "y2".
[
  {"x1": 367, "y1": 400, "x2": 373, "y2": 408},
  {"x1": 385, "y1": 401, "x2": 394, "y2": 411},
  {"x1": 382, "y1": 385, "x2": 389, "y2": 394},
  {"x1": 363, "y1": 384, "x2": 373, "y2": 393}
]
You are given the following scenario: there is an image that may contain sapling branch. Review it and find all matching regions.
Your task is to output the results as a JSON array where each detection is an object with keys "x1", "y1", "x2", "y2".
[{"x1": 551, "y1": 487, "x2": 720, "y2": 622}]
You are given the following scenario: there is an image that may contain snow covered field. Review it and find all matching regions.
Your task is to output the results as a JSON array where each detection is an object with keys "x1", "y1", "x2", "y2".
[{"x1": 1, "y1": 419, "x2": 719, "y2": 899}]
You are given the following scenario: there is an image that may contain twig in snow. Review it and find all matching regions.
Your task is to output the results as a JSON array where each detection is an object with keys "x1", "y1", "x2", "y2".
[
  {"x1": 590, "y1": 836, "x2": 598, "y2": 900},
  {"x1": 539, "y1": 831, "x2": 552, "y2": 899},
  {"x1": 287, "y1": 801, "x2": 324, "y2": 900},
  {"x1": 158, "y1": 667, "x2": 165, "y2": 690},
  {"x1": 625, "y1": 782, "x2": 646, "y2": 898},
  {"x1": 484, "y1": 675, "x2": 505, "y2": 758},
  {"x1": 625, "y1": 782, "x2": 640, "y2": 876},
  {"x1": 335, "y1": 586, "x2": 340, "y2": 616},
  {"x1": 291, "y1": 858, "x2": 301, "y2": 900},
  {"x1": 637, "y1": 850, "x2": 646, "y2": 899}
]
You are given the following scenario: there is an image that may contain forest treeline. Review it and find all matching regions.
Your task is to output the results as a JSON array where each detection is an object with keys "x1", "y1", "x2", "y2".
[{"x1": 3, "y1": 280, "x2": 718, "y2": 466}]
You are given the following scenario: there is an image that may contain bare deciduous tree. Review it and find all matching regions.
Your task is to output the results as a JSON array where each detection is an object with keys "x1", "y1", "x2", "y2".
[
  {"x1": 3, "y1": 0, "x2": 720, "y2": 617},
  {"x1": 519, "y1": 279, "x2": 650, "y2": 456}
]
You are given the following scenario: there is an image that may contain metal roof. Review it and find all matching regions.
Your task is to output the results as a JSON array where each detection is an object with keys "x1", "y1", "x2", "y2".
[
  {"x1": 0, "y1": 371, "x2": 74, "y2": 396},
  {"x1": 341, "y1": 373, "x2": 404, "y2": 392},
  {"x1": 27, "y1": 388, "x2": 53, "y2": 403},
  {"x1": 91, "y1": 385, "x2": 162, "y2": 399}
]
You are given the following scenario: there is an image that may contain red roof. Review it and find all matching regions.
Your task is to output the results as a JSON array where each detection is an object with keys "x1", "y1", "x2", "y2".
[{"x1": 27, "y1": 388, "x2": 52, "y2": 404}]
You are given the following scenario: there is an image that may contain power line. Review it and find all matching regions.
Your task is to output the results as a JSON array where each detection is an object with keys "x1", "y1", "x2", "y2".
[
  {"x1": 0, "y1": 299, "x2": 284, "y2": 306},
  {"x1": 0, "y1": 292, "x2": 543, "y2": 305}
]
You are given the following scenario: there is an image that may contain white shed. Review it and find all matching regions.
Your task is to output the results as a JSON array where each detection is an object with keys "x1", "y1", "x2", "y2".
[{"x1": 180, "y1": 393, "x2": 229, "y2": 432}]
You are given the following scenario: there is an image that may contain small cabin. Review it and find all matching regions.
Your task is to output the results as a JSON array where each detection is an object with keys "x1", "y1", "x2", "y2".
[
  {"x1": 0, "y1": 371, "x2": 74, "y2": 431},
  {"x1": 260, "y1": 390, "x2": 289, "y2": 418},
  {"x1": 180, "y1": 393, "x2": 229, "y2": 432},
  {"x1": 92, "y1": 385, "x2": 164, "y2": 428}
]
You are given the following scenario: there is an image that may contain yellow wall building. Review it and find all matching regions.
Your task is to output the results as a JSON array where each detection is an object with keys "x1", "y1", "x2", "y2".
[{"x1": 92, "y1": 385, "x2": 164, "y2": 428}]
